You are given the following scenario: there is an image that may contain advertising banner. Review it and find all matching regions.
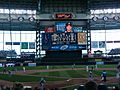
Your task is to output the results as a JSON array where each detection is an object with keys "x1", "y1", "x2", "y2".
[
  {"x1": 55, "y1": 22, "x2": 82, "y2": 33},
  {"x1": 56, "y1": 22, "x2": 66, "y2": 32},
  {"x1": 77, "y1": 33, "x2": 87, "y2": 44},
  {"x1": 55, "y1": 13, "x2": 73, "y2": 19},
  {"x1": 51, "y1": 33, "x2": 77, "y2": 45},
  {"x1": 45, "y1": 26, "x2": 55, "y2": 33},
  {"x1": 72, "y1": 27, "x2": 82, "y2": 32},
  {"x1": 28, "y1": 63, "x2": 36, "y2": 67},
  {"x1": 96, "y1": 61, "x2": 104, "y2": 65},
  {"x1": 50, "y1": 45, "x2": 86, "y2": 51}
]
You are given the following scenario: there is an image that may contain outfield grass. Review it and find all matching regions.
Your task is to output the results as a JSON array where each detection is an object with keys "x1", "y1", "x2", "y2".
[
  {"x1": 0, "y1": 70, "x2": 117, "y2": 82},
  {"x1": 0, "y1": 64, "x2": 117, "y2": 82},
  {"x1": 0, "y1": 74, "x2": 67, "y2": 82},
  {"x1": 33, "y1": 70, "x2": 117, "y2": 78}
]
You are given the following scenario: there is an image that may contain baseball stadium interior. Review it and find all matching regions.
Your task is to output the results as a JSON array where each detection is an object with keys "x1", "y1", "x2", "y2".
[{"x1": 0, "y1": 0, "x2": 120, "y2": 90}]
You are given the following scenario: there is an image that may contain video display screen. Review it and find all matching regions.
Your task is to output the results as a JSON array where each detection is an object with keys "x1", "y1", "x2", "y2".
[
  {"x1": 42, "y1": 32, "x2": 87, "y2": 50},
  {"x1": 42, "y1": 22, "x2": 87, "y2": 51}
]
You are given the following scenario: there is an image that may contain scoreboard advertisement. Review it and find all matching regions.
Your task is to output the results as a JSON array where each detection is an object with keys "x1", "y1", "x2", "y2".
[{"x1": 42, "y1": 22, "x2": 87, "y2": 51}]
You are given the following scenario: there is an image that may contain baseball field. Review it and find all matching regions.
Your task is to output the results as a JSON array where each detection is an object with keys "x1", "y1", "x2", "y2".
[{"x1": 0, "y1": 64, "x2": 119, "y2": 90}]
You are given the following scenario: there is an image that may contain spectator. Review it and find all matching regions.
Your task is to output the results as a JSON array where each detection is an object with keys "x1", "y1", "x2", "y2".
[
  {"x1": 98, "y1": 84, "x2": 108, "y2": 90},
  {"x1": 13, "y1": 82, "x2": 23, "y2": 90},
  {"x1": 33, "y1": 87, "x2": 40, "y2": 90},
  {"x1": 78, "y1": 85, "x2": 85, "y2": 90},
  {"x1": 39, "y1": 78, "x2": 46, "y2": 90},
  {"x1": 85, "y1": 81, "x2": 98, "y2": 90},
  {"x1": 112, "y1": 86, "x2": 119, "y2": 90}
]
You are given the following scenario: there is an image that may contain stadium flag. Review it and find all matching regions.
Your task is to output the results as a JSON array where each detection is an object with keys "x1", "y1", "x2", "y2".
[
  {"x1": 29, "y1": 42, "x2": 35, "y2": 49},
  {"x1": 99, "y1": 41, "x2": 105, "y2": 48},
  {"x1": 91, "y1": 41, "x2": 98, "y2": 48},
  {"x1": 6, "y1": 42, "x2": 12, "y2": 45},
  {"x1": 13, "y1": 42, "x2": 20, "y2": 45},
  {"x1": 21, "y1": 42, "x2": 28, "y2": 49}
]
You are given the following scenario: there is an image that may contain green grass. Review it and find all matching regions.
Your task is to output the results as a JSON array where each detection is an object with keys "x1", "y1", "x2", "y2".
[
  {"x1": 96, "y1": 65, "x2": 117, "y2": 68},
  {"x1": 0, "y1": 74, "x2": 67, "y2": 82},
  {"x1": 0, "y1": 66, "x2": 48, "y2": 72},
  {"x1": 93, "y1": 70, "x2": 117, "y2": 77},
  {"x1": 33, "y1": 70, "x2": 117, "y2": 78},
  {"x1": 0, "y1": 69, "x2": 116, "y2": 83},
  {"x1": 0, "y1": 74, "x2": 40, "y2": 82},
  {"x1": 65, "y1": 70, "x2": 88, "y2": 78},
  {"x1": 0, "y1": 64, "x2": 118, "y2": 83}
]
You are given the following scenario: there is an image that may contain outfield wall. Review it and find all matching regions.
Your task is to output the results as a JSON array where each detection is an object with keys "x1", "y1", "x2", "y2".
[{"x1": 0, "y1": 61, "x2": 118, "y2": 67}]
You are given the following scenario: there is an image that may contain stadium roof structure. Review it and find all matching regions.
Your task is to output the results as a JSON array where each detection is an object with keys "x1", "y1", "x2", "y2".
[
  {"x1": 0, "y1": 0, "x2": 119, "y2": 10},
  {"x1": 0, "y1": 0, "x2": 119, "y2": 31},
  {"x1": 89, "y1": 0, "x2": 120, "y2": 9},
  {"x1": 0, "y1": 0, "x2": 38, "y2": 9}
]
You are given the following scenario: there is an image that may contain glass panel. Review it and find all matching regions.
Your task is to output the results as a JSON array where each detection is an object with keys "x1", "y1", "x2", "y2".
[
  {"x1": 4, "y1": 9, "x2": 9, "y2": 14},
  {"x1": 0, "y1": 9, "x2": 3, "y2": 13},
  {"x1": 91, "y1": 29, "x2": 120, "y2": 53}
]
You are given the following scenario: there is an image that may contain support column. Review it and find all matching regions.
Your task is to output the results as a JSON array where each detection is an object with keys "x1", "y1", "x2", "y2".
[{"x1": 36, "y1": 20, "x2": 41, "y2": 58}]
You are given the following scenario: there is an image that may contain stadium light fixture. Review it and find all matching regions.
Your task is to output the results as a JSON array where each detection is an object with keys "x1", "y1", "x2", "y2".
[
  {"x1": 113, "y1": 16, "x2": 119, "y2": 20},
  {"x1": 8, "y1": 17, "x2": 12, "y2": 21},
  {"x1": 29, "y1": 17, "x2": 35, "y2": 22},
  {"x1": 18, "y1": 17, "x2": 24, "y2": 22},
  {"x1": 103, "y1": 16, "x2": 109, "y2": 21},
  {"x1": 92, "y1": 16, "x2": 98, "y2": 21}
]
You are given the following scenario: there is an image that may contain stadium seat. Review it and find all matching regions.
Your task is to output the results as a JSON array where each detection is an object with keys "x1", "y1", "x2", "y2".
[
  {"x1": 78, "y1": 85, "x2": 85, "y2": 90},
  {"x1": 85, "y1": 81, "x2": 98, "y2": 90},
  {"x1": 98, "y1": 84, "x2": 108, "y2": 90},
  {"x1": 23, "y1": 86, "x2": 32, "y2": 90}
]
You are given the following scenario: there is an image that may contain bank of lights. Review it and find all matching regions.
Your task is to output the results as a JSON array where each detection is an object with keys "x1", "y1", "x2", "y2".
[
  {"x1": 17, "y1": 17, "x2": 35, "y2": 22},
  {"x1": 92, "y1": 16, "x2": 119, "y2": 21}
]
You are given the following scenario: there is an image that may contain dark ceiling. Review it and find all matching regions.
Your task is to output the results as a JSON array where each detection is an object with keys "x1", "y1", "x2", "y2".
[
  {"x1": 0, "y1": 0, "x2": 120, "y2": 10},
  {"x1": 0, "y1": 0, "x2": 120, "y2": 31},
  {"x1": 89, "y1": 0, "x2": 120, "y2": 9},
  {"x1": 0, "y1": 0, "x2": 38, "y2": 9}
]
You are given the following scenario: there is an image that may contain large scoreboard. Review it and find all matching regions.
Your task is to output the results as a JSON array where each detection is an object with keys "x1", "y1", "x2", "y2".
[{"x1": 42, "y1": 22, "x2": 87, "y2": 51}]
